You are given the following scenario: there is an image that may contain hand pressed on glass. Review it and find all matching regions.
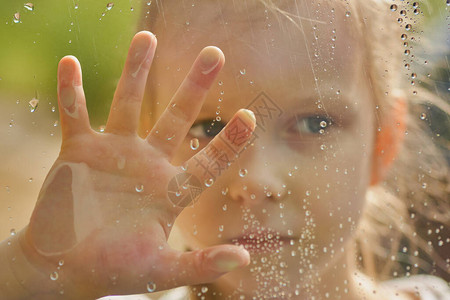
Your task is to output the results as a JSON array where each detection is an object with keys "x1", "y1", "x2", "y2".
[{"x1": 17, "y1": 31, "x2": 255, "y2": 299}]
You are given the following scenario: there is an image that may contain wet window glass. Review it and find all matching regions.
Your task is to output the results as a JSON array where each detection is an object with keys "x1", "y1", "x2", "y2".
[{"x1": 0, "y1": 1, "x2": 448, "y2": 299}]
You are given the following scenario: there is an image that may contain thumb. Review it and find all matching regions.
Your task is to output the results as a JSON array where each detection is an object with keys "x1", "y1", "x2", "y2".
[{"x1": 157, "y1": 245, "x2": 250, "y2": 290}]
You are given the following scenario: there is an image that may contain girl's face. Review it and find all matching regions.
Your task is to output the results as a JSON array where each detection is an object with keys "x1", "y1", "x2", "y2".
[{"x1": 147, "y1": 1, "x2": 376, "y2": 297}]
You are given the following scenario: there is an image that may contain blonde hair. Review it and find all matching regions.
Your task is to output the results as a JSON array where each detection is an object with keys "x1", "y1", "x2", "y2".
[{"x1": 140, "y1": 0, "x2": 449, "y2": 284}]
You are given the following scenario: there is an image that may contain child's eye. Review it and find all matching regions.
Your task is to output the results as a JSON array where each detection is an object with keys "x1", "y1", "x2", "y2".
[
  {"x1": 189, "y1": 120, "x2": 226, "y2": 139},
  {"x1": 292, "y1": 115, "x2": 333, "y2": 135}
]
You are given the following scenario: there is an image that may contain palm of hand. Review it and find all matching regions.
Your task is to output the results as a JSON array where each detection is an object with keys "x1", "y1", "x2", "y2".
[{"x1": 23, "y1": 31, "x2": 255, "y2": 298}]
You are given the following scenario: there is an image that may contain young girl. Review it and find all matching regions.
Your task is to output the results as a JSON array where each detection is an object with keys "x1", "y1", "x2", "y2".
[{"x1": 1, "y1": 0, "x2": 448, "y2": 299}]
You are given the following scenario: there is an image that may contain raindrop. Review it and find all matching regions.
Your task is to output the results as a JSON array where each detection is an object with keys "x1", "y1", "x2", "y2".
[
  {"x1": 58, "y1": 260, "x2": 64, "y2": 266},
  {"x1": 320, "y1": 121, "x2": 327, "y2": 128},
  {"x1": 404, "y1": 50, "x2": 410, "y2": 56},
  {"x1": 390, "y1": 4, "x2": 397, "y2": 11},
  {"x1": 74, "y1": 3, "x2": 79, "y2": 9},
  {"x1": 135, "y1": 184, "x2": 144, "y2": 193},
  {"x1": 221, "y1": 187, "x2": 229, "y2": 196},
  {"x1": 345, "y1": 11, "x2": 351, "y2": 17},
  {"x1": 99, "y1": 125, "x2": 106, "y2": 133},
  {"x1": 190, "y1": 138, "x2": 199, "y2": 150},
  {"x1": 411, "y1": 73, "x2": 417, "y2": 79},
  {"x1": 146, "y1": 281, "x2": 156, "y2": 292},
  {"x1": 412, "y1": 2, "x2": 419, "y2": 8},
  {"x1": 222, "y1": 204, "x2": 227, "y2": 211},
  {"x1": 106, "y1": 2, "x2": 114, "y2": 10},
  {"x1": 50, "y1": 272, "x2": 59, "y2": 281},
  {"x1": 215, "y1": 116, "x2": 221, "y2": 122},
  {"x1": 24, "y1": 3, "x2": 34, "y2": 11},
  {"x1": 13, "y1": 13, "x2": 20, "y2": 24},
  {"x1": 401, "y1": 34, "x2": 407, "y2": 40},
  {"x1": 218, "y1": 81, "x2": 223, "y2": 86},
  {"x1": 413, "y1": 9, "x2": 420, "y2": 15},
  {"x1": 239, "y1": 168, "x2": 248, "y2": 177},
  {"x1": 51, "y1": 106, "x2": 56, "y2": 112},
  {"x1": 400, "y1": 10, "x2": 406, "y2": 16},
  {"x1": 10, "y1": 228, "x2": 16, "y2": 236},
  {"x1": 447, "y1": 0, "x2": 450, "y2": 6},
  {"x1": 405, "y1": 24, "x2": 412, "y2": 31},
  {"x1": 204, "y1": 178, "x2": 214, "y2": 187},
  {"x1": 421, "y1": 182, "x2": 427, "y2": 189},
  {"x1": 240, "y1": 69, "x2": 246, "y2": 75},
  {"x1": 29, "y1": 98, "x2": 39, "y2": 112},
  {"x1": 201, "y1": 286, "x2": 208, "y2": 293},
  {"x1": 398, "y1": 18, "x2": 403, "y2": 23},
  {"x1": 218, "y1": 225, "x2": 224, "y2": 232}
]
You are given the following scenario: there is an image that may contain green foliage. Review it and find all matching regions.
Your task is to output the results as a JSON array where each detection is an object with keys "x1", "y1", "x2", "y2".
[{"x1": 0, "y1": 0, "x2": 142, "y2": 125}]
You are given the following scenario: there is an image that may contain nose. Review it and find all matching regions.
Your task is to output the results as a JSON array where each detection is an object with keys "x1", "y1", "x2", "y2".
[{"x1": 227, "y1": 147, "x2": 286, "y2": 205}]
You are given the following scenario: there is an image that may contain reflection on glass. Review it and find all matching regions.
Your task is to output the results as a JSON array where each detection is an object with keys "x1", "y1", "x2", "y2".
[{"x1": 0, "y1": 0, "x2": 448, "y2": 299}]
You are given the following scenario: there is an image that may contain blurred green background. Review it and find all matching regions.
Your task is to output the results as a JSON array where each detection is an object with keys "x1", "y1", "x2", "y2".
[{"x1": 0, "y1": 0, "x2": 144, "y2": 127}]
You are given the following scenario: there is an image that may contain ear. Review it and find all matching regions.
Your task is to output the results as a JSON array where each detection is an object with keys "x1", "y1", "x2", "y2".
[{"x1": 370, "y1": 97, "x2": 407, "y2": 185}]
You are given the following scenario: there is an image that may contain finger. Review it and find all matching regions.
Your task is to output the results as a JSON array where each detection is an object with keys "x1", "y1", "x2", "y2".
[
  {"x1": 57, "y1": 56, "x2": 92, "y2": 140},
  {"x1": 155, "y1": 245, "x2": 250, "y2": 291},
  {"x1": 105, "y1": 31, "x2": 156, "y2": 135},
  {"x1": 167, "y1": 109, "x2": 256, "y2": 207},
  {"x1": 147, "y1": 46, "x2": 225, "y2": 158}
]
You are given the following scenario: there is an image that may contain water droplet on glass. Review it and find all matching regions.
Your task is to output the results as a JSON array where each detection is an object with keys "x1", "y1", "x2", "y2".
[
  {"x1": 221, "y1": 187, "x2": 228, "y2": 195},
  {"x1": 58, "y1": 260, "x2": 64, "y2": 266},
  {"x1": 239, "y1": 168, "x2": 248, "y2": 177},
  {"x1": 404, "y1": 50, "x2": 410, "y2": 56},
  {"x1": 135, "y1": 184, "x2": 144, "y2": 193},
  {"x1": 215, "y1": 116, "x2": 221, "y2": 122},
  {"x1": 413, "y1": 9, "x2": 420, "y2": 15},
  {"x1": 204, "y1": 178, "x2": 214, "y2": 187},
  {"x1": 24, "y1": 3, "x2": 34, "y2": 11},
  {"x1": 401, "y1": 34, "x2": 407, "y2": 40},
  {"x1": 240, "y1": 69, "x2": 246, "y2": 75},
  {"x1": 390, "y1": 4, "x2": 397, "y2": 11},
  {"x1": 420, "y1": 113, "x2": 426, "y2": 120},
  {"x1": 190, "y1": 138, "x2": 199, "y2": 150},
  {"x1": 405, "y1": 24, "x2": 412, "y2": 31},
  {"x1": 50, "y1": 271, "x2": 59, "y2": 281},
  {"x1": 400, "y1": 10, "x2": 406, "y2": 16},
  {"x1": 413, "y1": 2, "x2": 419, "y2": 8},
  {"x1": 320, "y1": 121, "x2": 327, "y2": 128},
  {"x1": 10, "y1": 228, "x2": 16, "y2": 236},
  {"x1": 29, "y1": 98, "x2": 39, "y2": 112},
  {"x1": 13, "y1": 13, "x2": 20, "y2": 24},
  {"x1": 106, "y1": 2, "x2": 114, "y2": 10},
  {"x1": 345, "y1": 11, "x2": 351, "y2": 17},
  {"x1": 222, "y1": 204, "x2": 227, "y2": 211},
  {"x1": 397, "y1": 18, "x2": 403, "y2": 24},
  {"x1": 147, "y1": 281, "x2": 156, "y2": 292}
]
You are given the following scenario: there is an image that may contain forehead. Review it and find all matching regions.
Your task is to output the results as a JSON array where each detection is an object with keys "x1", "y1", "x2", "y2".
[{"x1": 148, "y1": 0, "x2": 365, "y2": 115}]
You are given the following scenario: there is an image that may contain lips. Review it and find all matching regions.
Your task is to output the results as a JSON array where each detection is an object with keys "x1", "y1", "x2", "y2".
[{"x1": 230, "y1": 229, "x2": 291, "y2": 254}]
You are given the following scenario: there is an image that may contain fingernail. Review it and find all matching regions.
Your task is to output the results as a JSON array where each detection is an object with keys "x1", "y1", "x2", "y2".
[
  {"x1": 199, "y1": 47, "x2": 221, "y2": 75},
  {"x1": 133, "y1": 32, "x2": 154, "y2": 62},
  {"x1": 239, "y1": 109, "x2": 256, "y2": 128},
  {"x1": 58, "y1": 59, "x2": 78, "y2": 116},
  {"x1": 207, "y1": 247, "x2": 250, "y2": 273}
]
